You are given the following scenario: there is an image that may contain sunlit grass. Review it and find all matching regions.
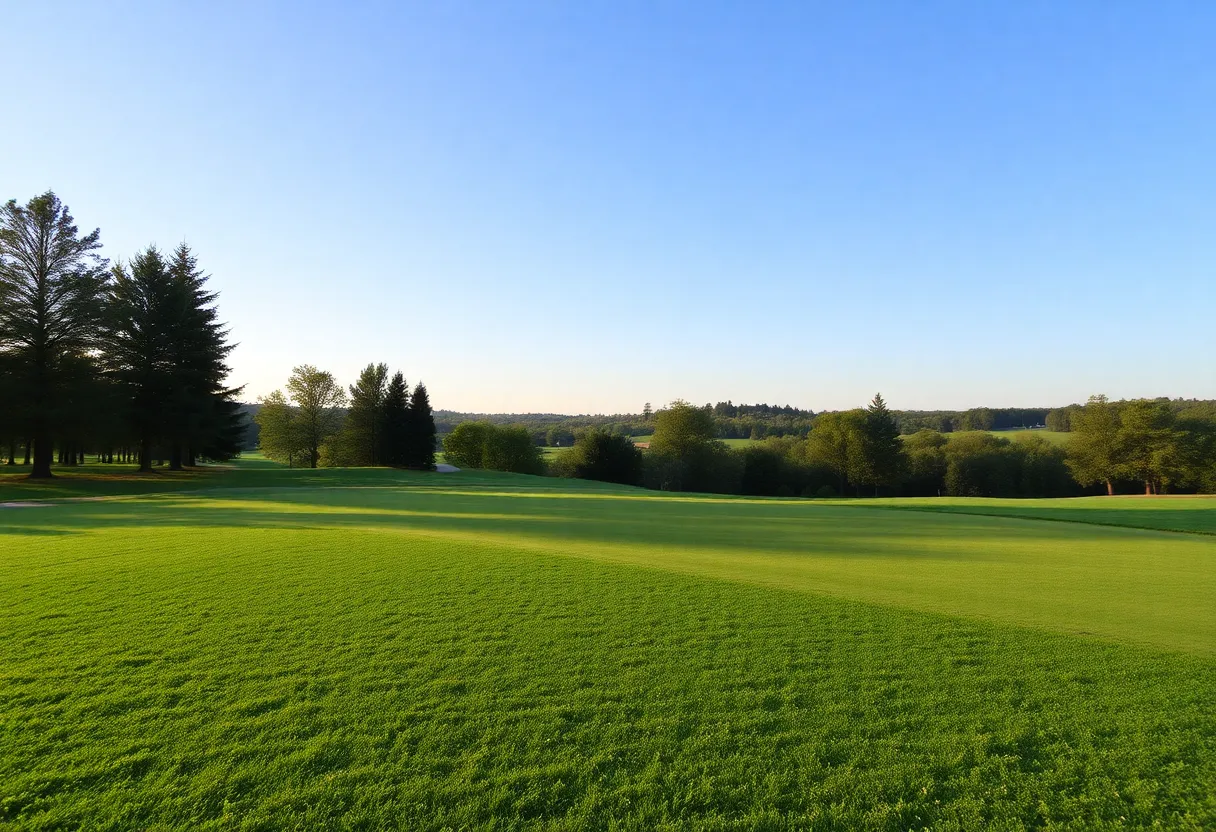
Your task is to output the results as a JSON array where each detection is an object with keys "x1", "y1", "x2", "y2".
[{"x1": 1, "y1": 460, "x2": 1213, "y2": 829}]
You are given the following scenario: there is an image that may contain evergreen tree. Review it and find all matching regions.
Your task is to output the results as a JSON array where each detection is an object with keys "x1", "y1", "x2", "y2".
[
  {"x1": 381, "y1": 372, "x2": 410, "y2": 467},
  {"x1": 103, "y1": 248, "x2": 175, "y2": 471},
  {"x1": 342, "y1": 363, "x2": 389, "y2": 465},
  {"x1": 103, "y1": 244, "x2": 240, "y2": 470},
  {"x1": 859, "y1": 393, "x2": 906, "y2": 495},
  {"x1": 164, "y1": 244, "x2": 240, "y2": 468},
  {"x1": 0, "y1": 192, "x2": 109, "y2": 478},
  {"x1": 405, "y1": 381, "x2": 436, "y2": 469}
]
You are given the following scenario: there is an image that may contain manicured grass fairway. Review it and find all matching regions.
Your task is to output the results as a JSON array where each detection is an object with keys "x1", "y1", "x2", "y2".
[{"x1": 1, "y1": 463, "x2": 1213, "y2": 830}]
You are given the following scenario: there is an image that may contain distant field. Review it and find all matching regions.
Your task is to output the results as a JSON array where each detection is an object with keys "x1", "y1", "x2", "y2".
[
  {"x1": 983, "y1": 428, "x2": 1072, "y2": 445},
  {"x1": 897, "y1": 428, "x2": 1072, "y2": 445},
  {"x1": 1, "y1": 461, "x2": 1212, "y2": 829}
]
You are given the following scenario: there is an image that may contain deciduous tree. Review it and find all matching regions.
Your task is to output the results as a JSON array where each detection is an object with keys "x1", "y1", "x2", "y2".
[
  {"x1": 1067, "y1": 395, "x2": 1122, "y2": 495},
  {"x1": 284, "y1": 365, "x2": 346, "y2": 468},
  {"x1": 560, "y1": 429, "x2": 642, "y2": 485},
  {"x1": 254, "y1": 390, "x2": 304, "y2": 466},
  {"x1": 806, "y1": 410, "x2": 866, "y2": 495}
]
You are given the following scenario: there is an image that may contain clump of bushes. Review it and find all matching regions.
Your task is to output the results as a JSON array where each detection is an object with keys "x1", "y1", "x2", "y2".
[
  {"x1": 550, "y1": 430, "x2": 644, "y2": 485},
  {"x1": 443, "y1": 422, "x2": 545, "y2": 475}
]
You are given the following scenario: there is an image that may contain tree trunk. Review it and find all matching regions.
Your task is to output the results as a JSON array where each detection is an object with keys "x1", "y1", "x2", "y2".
[
  {"x1": 138, "y1": 439, "x2": 153, "y2": 473},
  {"x1": 6, "y1": 440, "x2": 14, "y2": 465},
  {"x1": 77, "y1": 448, "x2": 84, "y2": 465},
  {"x1": 23, "y1": 441, "x2": 31, "y2": 466},
  {"x1": 30, "y1": 434, "x2": 54, "y2": 479},
  {"x1": 1105, "y1": 479, "x2": 1113, "y2": 496},
  {"x1": 1145, "y1": 480, "x2": 1152, "y2": 496},
  {"x1": 169, "y1": 445, "x2": 183, "y2": 471},
  {"x1": 310, "y1": 447, "x2": 318, "y2": 469}
]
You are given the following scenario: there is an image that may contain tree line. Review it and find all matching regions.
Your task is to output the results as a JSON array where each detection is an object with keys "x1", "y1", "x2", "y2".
[
  {"x1": 0, "y1": 192, "x2": 243, "y2": 477},
  {"x1": 434, "y1": 403, "x2": 1150, "y2": 446},
  {"x1": 454, "y1": 395, "x2": 1216, "y2": 498},
  {"x1": 254, "y1": 364, "x2": 437, "y2": 470}
]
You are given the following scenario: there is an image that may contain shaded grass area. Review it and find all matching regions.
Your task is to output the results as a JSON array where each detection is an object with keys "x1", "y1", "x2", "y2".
[
  {"x1": 0, "y1": 459, "x2": 630, "y2": 500},
  {"x1": 1, "y1": 462, "x2": 1214, "y2": 829}
]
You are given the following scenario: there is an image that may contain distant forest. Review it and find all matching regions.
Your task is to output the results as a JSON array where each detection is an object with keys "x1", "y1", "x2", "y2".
[
  {"x1": 237, "y1": 400, "x2": 1216, "y2": 452},
  {"x1": 427, "y1": 400, "x2": 1216, "y2": 447}
]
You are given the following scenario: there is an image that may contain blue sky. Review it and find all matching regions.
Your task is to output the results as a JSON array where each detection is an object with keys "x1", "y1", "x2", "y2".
[{"x1": 3, "y1": 2, "x2": 1213, "y2": 414}]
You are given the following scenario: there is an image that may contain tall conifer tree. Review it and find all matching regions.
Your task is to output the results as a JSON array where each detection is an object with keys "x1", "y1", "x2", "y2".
[
  {"x1": 104, "y1": 247, "x2": 174, "y2": 471},
  {"x1": 405, "y1": 381, "x2": 437, "y2": 469},
  {"x1": 860, "y1": 393, "x2": 905, "y2": 495},
  {"x1": 164, "y1": 244, "x2": 240, "y2": 467},
  {"x1": 381, "y1": 372, "x2": 410, "y2": 467},
  {"x1": 0, "y1": 192, "x2": 108, "y2": 477},
  {"x1": 342, "y1": 363, "x2": 389, "y2": 465}
]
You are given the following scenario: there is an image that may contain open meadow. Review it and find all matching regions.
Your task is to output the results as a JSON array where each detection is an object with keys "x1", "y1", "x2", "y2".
[{"x1": 1, "y1": 459, "x2": 1213, "y2": 830}]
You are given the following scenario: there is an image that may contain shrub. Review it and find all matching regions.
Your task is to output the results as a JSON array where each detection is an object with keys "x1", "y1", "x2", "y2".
[
  {"x1": 443, "y1": 422, "x2": 544, "y2": 475},
  {"x1": 558, "y1": 430, "x2": 643, "y2": 486}
]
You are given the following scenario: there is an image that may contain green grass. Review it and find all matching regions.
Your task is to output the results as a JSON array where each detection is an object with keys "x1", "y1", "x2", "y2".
[
  {"x1": 983, "y1": 429, "x2": 1072, "y2": 446},
  {"x1": 856, "y1": 495, "x2": 1216, "y2": 535},
  {"x1": 1, "y1": 461, "x2": 1213, "y2": 829}
]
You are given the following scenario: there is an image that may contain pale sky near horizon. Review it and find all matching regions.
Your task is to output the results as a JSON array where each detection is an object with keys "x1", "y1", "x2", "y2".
[{"x1": 3, "y1": 2, "x2": 1213, "y2": 415}]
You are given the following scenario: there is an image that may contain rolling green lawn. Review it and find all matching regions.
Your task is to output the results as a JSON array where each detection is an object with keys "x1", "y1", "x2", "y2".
[{"x1": 1, "y1": 461, "x2": 1213, "y2": 830}]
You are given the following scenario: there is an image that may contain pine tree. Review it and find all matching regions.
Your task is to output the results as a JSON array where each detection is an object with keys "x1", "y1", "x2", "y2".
[
  {"x1": 164, "y1": 244, "x2": 240, "y2": 468},
  {"x1": 341, "y1": 363, "x2": 389, "y2": 465},
  {"x1": 381, "y1": 372, "x2": 410, "y2": 467},
  {"x1": 0, "y1": 192, "x2": 109, "y2": 478},
  {"x1": 405, "y1": 381, "x2": 436, "y2": 469},
  {"x1": 860, "y1": 393, "x2": 905, "y2": 496},
  {"x1": 103, "y1": 244, "x2": 241, "y2": 470},
  {"x1": 104, "y1": 247, "x2": 175, "y2": 471}
]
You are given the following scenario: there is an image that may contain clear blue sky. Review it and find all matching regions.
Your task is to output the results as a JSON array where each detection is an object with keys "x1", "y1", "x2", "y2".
[{"x1": 3, "y1": 2, "x2": 1213, "y2": 414}]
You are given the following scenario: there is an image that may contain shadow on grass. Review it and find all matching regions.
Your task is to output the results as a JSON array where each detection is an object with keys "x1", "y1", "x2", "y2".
[
  {"x1": 0, "y1": 494, "x2": 1137, "y2": 562},
  {"x1": 0, "y1": 527, "x2": 80, "y2": 536}
]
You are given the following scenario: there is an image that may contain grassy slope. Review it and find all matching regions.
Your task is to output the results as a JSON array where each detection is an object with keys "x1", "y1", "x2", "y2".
[
  {"x1": 855, "y1": 496, "x2": 1216, "y2": 535},
  {"x1": 1, "y1": 463, "x2": 1213, "y2": 829}
]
